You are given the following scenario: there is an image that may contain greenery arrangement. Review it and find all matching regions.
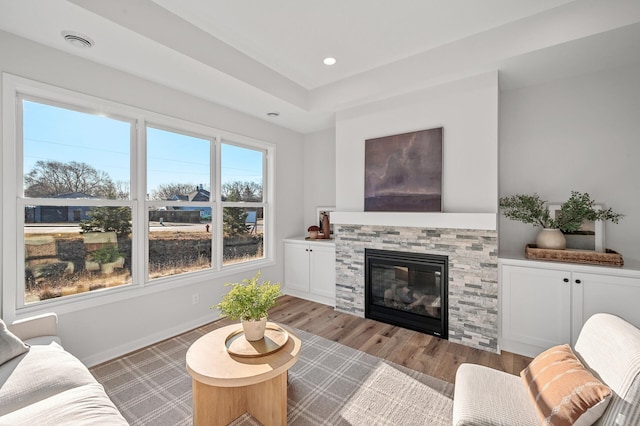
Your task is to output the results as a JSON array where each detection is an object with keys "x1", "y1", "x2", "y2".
[
  {"x1": 212, "y1": 271, "x2": 281, "y2": 321},
  {"x1": 499, "y1": 191, "x2": 623, "y2": 232}
]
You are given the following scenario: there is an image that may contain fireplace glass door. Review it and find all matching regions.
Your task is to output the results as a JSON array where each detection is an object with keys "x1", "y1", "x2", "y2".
[{"x1": 365, "y1": 249, "x2": 448, "y2": 338}]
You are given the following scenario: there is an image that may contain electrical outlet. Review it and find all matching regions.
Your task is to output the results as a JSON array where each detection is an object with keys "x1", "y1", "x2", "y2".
[{"x1": 192, "y1": 293, "x2": 199, "y2": 305}]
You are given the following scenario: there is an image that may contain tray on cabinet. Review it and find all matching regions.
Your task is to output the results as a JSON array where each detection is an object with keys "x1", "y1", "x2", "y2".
[{"x1": 525, "y1": 244, "x2": 624, "y2": 266}]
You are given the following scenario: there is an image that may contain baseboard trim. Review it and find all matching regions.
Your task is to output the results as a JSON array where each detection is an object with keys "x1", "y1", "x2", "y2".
[
  {"x1": 283, "y1": 289, "x2": 335, "y2": 307},
  {"x1": 81, "y1": 314, "x2": 215, "y2": 367}
]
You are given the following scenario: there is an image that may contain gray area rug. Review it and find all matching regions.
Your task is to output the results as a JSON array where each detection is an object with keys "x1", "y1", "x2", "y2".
[{"x1": 91, "y1": 326, "x2": 453, "y2": 425}]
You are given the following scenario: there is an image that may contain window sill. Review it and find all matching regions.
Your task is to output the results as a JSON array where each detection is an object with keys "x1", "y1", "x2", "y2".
[{"x1": 11, "y1": 257, "x2": 276, "y2": 322}]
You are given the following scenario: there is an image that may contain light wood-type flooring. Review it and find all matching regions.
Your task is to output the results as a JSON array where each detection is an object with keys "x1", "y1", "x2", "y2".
[{"x1": 213, "y1": 295, "x2": 532, "y2": 384}]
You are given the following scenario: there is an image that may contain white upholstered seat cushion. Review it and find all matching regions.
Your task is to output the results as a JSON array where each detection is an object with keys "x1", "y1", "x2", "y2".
[{"x1": 453, "y1": 363, "x2": 540, "y2": 426}]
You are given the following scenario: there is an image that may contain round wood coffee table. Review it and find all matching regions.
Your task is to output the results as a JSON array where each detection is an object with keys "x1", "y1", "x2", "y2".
[{"x1": 186, "y1": 322, "x2": 301, "y2": 426}]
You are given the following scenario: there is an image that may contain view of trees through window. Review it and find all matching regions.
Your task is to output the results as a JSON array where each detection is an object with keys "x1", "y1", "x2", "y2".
[
  {"x1": 20, "y1": 97, "x2": 268, "y2": 305},
  {"x1": 221, "y1": 143, "x2": 264, "y2": 266}
]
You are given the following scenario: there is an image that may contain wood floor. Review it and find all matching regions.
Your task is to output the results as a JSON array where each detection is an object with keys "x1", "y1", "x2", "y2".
[{"x1": 211, "y1": 295, "x2": 532, "y2": 384}]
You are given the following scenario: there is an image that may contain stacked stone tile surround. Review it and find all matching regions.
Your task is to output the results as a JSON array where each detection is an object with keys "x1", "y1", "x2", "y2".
[{"x1": 334, "y1": 224, "x2": 499, "y2": 352}]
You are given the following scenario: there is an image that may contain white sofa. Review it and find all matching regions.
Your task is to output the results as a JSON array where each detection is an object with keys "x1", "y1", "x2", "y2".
[
  {"x1": 453, "y1": 313, "x2": 640, "y2": 426},
  {"x1": 0, "y1": 313, "x2": 128, "y2": 425}
]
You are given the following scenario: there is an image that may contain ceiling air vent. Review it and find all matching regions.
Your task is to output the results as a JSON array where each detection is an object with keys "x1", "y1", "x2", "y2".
[{"x1": 61, "y1": 31, "x2": 94, "y2": 48}]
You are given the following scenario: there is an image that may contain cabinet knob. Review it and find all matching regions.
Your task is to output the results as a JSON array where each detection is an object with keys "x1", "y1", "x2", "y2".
[
  {"x1": 309, "y1": 249, "x2": 313, "y2": 252},
  {"x1": 563, "y1": 278, "x2": 569, "y2": 283},
  {"x1": 575, "y1": 279, "x2": 582, "y2": 284}
]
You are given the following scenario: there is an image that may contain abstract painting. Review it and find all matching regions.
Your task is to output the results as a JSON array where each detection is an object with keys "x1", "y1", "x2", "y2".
[{"x1": 365, "y1": 127, "x2": 442, "y2": 212}]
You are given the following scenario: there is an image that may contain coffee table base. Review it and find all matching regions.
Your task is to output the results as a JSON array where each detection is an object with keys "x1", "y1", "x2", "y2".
[{"x1": 192, "y1": 371, "x2": 288, "y2": 426}]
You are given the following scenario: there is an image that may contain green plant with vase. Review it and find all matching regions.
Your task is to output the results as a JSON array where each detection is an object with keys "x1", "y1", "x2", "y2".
[
  {"x1": 499, "y1": 191, "x2": 623, "y2": 250},
  {"x1": 212, "y1": 271, "x2": 281, "y2": 341}
]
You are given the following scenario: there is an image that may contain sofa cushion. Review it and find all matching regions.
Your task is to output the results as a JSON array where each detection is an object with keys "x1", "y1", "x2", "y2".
[
  {"x1": 453, "y1": 363, "x2": 540, "y2": 426},
  {"x1": 0, "y1": 319, "x2": 29, "y2": 365},
  {"x1": 0, "y1": 383, "x2": 128, "y2": 425},
  {"x1": 521, "y1": 344, "x2": 611, "y2": 426},
  {"x1": 0, "y1": 343, "x2": 99, "y2": 416}
]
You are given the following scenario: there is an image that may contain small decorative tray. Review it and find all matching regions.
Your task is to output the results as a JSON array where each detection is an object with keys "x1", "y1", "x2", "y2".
[
  {"x1": 525, "y1": 244, "x2": 624, "y2": 266},
  {"x1": 225, "y1": 323, "x2": 289, "y2": 358}
]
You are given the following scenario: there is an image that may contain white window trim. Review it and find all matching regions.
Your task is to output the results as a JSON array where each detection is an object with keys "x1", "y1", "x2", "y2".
[{"x1": 1, "y1": 73, "x2": 276, "y2": 322}]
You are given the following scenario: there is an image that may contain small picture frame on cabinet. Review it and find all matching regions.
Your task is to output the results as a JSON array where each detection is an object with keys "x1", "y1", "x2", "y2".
[{"x1": 547, "y1": 204, "x2": 605, "y2": 252}]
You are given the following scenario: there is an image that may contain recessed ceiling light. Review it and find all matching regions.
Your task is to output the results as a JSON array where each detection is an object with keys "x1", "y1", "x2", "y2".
[
  {"x1": 266, "y1": 112, "x2": 280, "y2": 117},
  {"x1": 323, "y1": 57, "x2": 337, "y2": 66},
  {"x1": 61, "y1": 31, "x2": 94, "y2": 48}
]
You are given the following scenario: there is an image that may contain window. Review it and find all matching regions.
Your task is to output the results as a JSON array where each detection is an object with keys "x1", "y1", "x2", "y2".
[
  {"x1": 146, "y1": 126, "x2": 213, "y2": 280},
  {"x1": 3, "y1": 75, "x2": 274, "y2": 314},
  {"x1": 21, "y1": 98, "x2": 133, "y2": 305}
]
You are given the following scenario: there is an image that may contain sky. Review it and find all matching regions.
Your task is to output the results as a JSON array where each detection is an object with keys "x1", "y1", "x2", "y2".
[{"x1": 22, "y1": 100, "x2": 263, "y2": 198}]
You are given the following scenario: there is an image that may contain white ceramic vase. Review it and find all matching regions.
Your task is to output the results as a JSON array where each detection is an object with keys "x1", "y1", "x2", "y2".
[
  {"x1": 536, "y1": 228, "x2": 566, "y2": 250},
  {"x1": 242, "y1": 317, "x2": 268, "y2": 341}
]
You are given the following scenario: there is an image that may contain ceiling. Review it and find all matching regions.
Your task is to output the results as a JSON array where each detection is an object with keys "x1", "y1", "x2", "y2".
[{"x1": 1, "y1": 0, "x2": 640, "y2": 133}]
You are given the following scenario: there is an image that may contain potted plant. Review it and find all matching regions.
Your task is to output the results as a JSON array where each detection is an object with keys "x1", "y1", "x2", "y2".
[
  {"x1": 499, "y1": 191, "x2": 623, "y2": 250},
  {"x1": 212, "y1": 271, "x2": 282, "y2": 341}
]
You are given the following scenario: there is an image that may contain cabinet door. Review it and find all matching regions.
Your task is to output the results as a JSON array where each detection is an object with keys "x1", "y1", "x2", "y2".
[
  {"x1": 309, "y1": 244, "x2": 336, "y2": 299},
  {"x1": 571, "y1": 272, "x2": 640, "y2": 344},
  {"x1": 501, "y1": 265, "x2": 571, "y2": 354},
  {"x1": 284, "y1": 243, "x2": 310, "y2": 292}
]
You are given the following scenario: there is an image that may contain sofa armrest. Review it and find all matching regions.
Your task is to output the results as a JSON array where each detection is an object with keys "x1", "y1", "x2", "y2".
[{"x1": 8, "y1": 313, "x2": 58, "y2": 341}]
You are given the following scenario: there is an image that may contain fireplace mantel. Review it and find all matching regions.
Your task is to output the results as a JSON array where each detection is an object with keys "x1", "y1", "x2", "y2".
[{"x1": 331, "y1": 211, "x2": 496, "y2": 230}]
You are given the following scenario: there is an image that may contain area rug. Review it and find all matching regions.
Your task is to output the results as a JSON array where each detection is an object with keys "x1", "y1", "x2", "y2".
[{"x1": 90, "y1": 326, "x2": 453, "y2": 426}]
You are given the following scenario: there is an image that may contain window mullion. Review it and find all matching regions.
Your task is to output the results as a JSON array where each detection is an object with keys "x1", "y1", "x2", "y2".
[
  {"x1": 214, "y1": 137, "x2": 223, "y2": 271},
  {"x1": 136, "y1": 118, "x2": 147, "y2": 287}
]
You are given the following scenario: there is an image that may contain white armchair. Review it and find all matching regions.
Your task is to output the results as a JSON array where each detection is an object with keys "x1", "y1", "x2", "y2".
[{"x1": 453, "y1": 313, "x2": 640, "y2": 426}]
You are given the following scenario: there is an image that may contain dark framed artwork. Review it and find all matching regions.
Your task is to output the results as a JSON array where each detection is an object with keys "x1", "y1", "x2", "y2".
[{"x1": 365, "y1": 127, "x2": 443, "y2": 212}]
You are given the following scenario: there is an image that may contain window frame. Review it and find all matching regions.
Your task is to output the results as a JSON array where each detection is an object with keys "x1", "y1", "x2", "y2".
[{"x1": 1, "y1": 73, "x2": 276, "y2": 322}]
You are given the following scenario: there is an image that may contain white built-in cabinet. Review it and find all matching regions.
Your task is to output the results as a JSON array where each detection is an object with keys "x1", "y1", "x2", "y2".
[
  {"x1": 283, "y1": 238, "x2": 336, "y2": 306},
  {"x1": 499, "y1": 257, "x2": 640, "y2": 358}
]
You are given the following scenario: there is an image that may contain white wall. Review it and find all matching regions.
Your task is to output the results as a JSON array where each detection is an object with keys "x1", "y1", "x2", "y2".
[
  {"x1": 335, "y1": 72, "x2": 499, "y2": 214},
  {"x1": 499, "y1": 62, "x2": 640, "y2": 262},
  {"x1": 302, "y1": 128, "x2": 336, "y2": 234},
  {"x1": 0, "y1": 31, "x2": 304, "y2": 364}
]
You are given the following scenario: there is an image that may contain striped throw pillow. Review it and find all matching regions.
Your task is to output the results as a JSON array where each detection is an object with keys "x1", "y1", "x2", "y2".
[{"x1": 520, "y1": 344, "x2": 612, "y2": 426}]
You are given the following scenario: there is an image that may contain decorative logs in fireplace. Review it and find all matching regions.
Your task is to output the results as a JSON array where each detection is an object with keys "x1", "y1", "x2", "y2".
[{"x1": 365, "y1": 248, "x2": 448, "y2": 339}]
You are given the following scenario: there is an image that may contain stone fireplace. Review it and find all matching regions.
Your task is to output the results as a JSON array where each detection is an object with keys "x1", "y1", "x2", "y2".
[{"x1": 333, "y1": 220, "x2": 498, "y2": 353}]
